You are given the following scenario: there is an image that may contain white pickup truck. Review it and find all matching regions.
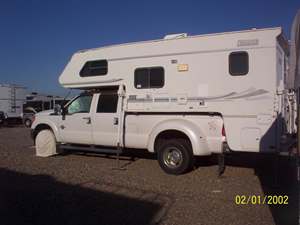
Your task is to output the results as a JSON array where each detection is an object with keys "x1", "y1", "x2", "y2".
[{"x1": 31, "y1": 86, "x2": 225, "y2": 175}]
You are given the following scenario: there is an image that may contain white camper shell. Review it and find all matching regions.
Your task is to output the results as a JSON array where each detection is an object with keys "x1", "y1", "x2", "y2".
[{"x1": 32, "y1": 27, "x2": 294, "y2": 174}]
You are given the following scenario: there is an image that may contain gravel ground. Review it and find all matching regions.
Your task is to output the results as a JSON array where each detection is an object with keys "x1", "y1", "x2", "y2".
[{"x1": 0, "y1": 126, "x2": 298, "y2": 225}]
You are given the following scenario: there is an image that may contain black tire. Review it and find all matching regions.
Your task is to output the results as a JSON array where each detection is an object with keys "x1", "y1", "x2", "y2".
[
  {"x1": 24, "y1": 119, "x2": 32, "y2": 128},
  {"x1": 157, "y1": 139, "x2": 194, "y2": 175}
]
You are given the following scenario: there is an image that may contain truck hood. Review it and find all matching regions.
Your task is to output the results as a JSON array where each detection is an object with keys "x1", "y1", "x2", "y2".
[{"x1": 36, "y1": 109, "x2": 54, "y2": 116}]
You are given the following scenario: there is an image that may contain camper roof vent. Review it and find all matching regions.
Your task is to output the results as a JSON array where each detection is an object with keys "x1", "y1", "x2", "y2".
[{"x1": 164, "y1": 33, "x2": 188, "y2": 40}]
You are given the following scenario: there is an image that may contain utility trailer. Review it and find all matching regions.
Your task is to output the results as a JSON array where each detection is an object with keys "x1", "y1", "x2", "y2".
[
  {"x1": 31, "y1": 27, "x2": 297, "y2": 174},
  {"x1": 0, "y1": 84, "x2": 27, "y2": 122}
]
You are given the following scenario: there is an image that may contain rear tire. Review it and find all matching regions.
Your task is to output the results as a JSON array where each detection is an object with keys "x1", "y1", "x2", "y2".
[
  {"x1": 35, "y1": 129, "x2": 58, "y2": 157},
  {"x1": 157, "y1": 139, "x2": 194, "y2": 175}
]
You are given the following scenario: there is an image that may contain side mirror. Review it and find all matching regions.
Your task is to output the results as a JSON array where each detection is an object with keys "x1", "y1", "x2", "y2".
[{"x1": 61, "y1": 105, "x2": 67, "y2": 120}]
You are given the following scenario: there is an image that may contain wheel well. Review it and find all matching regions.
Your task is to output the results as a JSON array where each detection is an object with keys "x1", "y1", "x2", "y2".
[
  {"x1": 33, "y1": 124, "x2": 52, "y2": 139},
  {"x1": 154, "y1": 130, "x2": 192, "y2": 152}
]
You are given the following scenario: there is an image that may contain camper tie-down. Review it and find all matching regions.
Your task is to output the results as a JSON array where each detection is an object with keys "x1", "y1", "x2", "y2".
[{"x1": 31, "y1": 27, "x2": 296, "y2": 175}]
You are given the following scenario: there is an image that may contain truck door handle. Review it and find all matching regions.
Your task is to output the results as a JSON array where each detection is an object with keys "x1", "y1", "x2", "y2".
[
  {"x1": 113, "y1": 117, "x2": 118, "y2": 125},
  {"x1": 82, "y1": 117, "x2": 91, "y2": 124}
]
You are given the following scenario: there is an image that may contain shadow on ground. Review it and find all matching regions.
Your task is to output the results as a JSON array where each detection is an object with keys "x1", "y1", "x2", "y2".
[
  {"x1": 61, "y1": 149, "x2": 298, "y2": 225},
  {"x1": 119, "y1": 150, "x2": 298, "y2": 225},
  {"x1": 0, "y1": 168, "x2": 162, "y2": 225}
]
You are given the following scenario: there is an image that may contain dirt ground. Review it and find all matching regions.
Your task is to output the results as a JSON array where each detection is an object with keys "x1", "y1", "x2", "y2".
[{"x1": 0, "y1": 126, "x2": 298, "y2": 225}]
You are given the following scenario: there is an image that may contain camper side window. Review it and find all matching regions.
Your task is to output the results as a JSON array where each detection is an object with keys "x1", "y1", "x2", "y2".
[
  {"x1": 229, "y1": 52, "x2": 249, "y2": 76},
  {"x1": 134, "y1": 67, "x2": 164, "y2": 89},
  {"x1": 80, "y1": 60, "x2": 108, "y2": 77}
]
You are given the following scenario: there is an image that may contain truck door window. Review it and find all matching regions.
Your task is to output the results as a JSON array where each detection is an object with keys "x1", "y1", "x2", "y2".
[
  {"x1": 97, "y1": 93, "x2": 118, "y2": 113},
  {"x1": 67, "y1": 95, "x2": 92, "y2": 114},
  {"x1": 229, "y1": 51, "x2": 249, "y2": 76}
]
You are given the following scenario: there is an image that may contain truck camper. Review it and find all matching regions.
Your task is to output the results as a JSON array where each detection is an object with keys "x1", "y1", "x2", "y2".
[{"x1": 31, "y1": 27, "x2": 297, "y2": 174}]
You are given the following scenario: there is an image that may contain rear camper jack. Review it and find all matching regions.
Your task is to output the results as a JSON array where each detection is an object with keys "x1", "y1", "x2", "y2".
[
  {"x1": 112, "y1": 144, "x2": 126, "y2": 171},
  {"x1": 218, "y1": 153, "x2": 225, "y2": 176},
  {"x1": 218, "y1": 143, "x2": 230, "y2": 176}
]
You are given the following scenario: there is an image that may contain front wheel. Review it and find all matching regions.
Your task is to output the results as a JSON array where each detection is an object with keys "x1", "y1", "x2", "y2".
[
  {"x1": 35, "y1": 129, "x2": 58, "y2": 157},
  {"x1": 157, "y1": 139, "x2": 194, "y2": 175}
]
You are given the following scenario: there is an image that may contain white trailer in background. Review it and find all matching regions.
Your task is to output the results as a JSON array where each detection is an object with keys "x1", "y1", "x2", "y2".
[
  {"x1": 24, "y1": 92, "x2": 66, "y2": 112},
  {"x1": 31, "y1": 27, "x2": 296, "y2": 174},
  {"x1": 22, "y1": 92, "x2": 67, "y2": 127},
  {"x1": 0, "y1": 84, "x2": 27, "y2": 120}
]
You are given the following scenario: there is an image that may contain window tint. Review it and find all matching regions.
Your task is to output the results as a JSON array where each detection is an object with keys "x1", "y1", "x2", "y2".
[
  {"x1": 97, "y1": 93, "x2": 118, "y2": 113},
  {"x1": 134, "y1": 67, "x2": 164, "y2": 89},
  {"x1": 150, "y1": 67, "x2": 164, "y2": 87},
  {"x1": 80, "y1": 60, "x2": 108, "y2": 77},
  {"x1": 229, "y1": 52, "x2": 249, "y2": 76},
  {"x1": 134, "y1": 69, "x2": 149, "y2": 89},
  {"x1": 67, "y1": 95, "x2": 92, "y2": 114}
]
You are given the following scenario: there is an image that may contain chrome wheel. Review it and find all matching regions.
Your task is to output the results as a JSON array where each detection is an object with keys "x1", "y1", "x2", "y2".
[
  {"x1": 163, "y1": 147, "x2": 183, "y2": 169},
  {"x1": 158, "y1": 139, "x2": 194, "y2": 175}
]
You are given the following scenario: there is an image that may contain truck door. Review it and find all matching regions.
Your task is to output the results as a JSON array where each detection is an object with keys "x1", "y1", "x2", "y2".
[
  {"x1": 92, "y1": 90, "x2": 120, "y2": 147},
  {"x1": 59, "y1": 93, "x2": 94, "y2": 144}
]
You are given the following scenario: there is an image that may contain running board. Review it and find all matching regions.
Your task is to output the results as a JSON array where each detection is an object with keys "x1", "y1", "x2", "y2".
[{"x1": 59, "y1": 144, "x2": 123, "y2": 154}]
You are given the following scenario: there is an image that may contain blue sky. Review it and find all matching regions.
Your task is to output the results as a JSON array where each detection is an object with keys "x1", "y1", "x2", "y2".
[{"x1": 0, "y1": 0, "x2": 299, "y2": 96}]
